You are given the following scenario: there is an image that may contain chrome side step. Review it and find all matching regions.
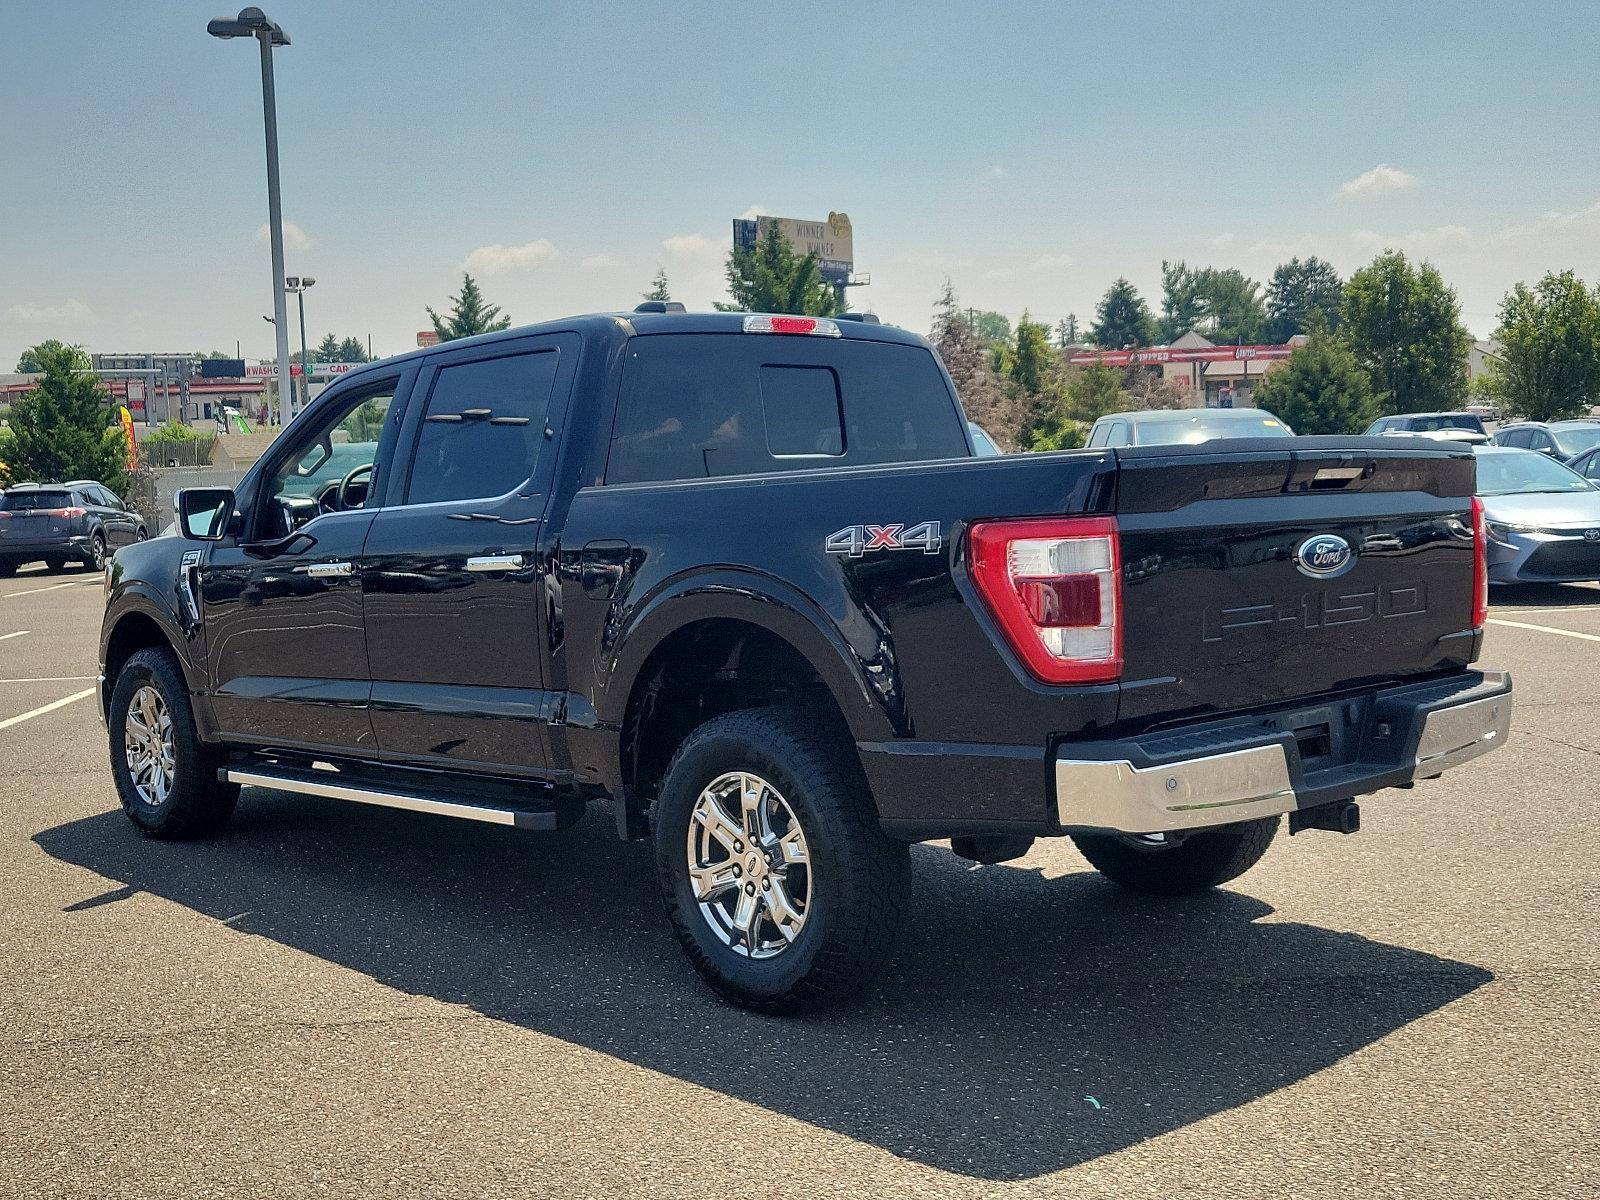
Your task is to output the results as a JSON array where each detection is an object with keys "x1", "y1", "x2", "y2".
[{"x1": 222, "y1": 765, "x2": 559, "y2": 831}]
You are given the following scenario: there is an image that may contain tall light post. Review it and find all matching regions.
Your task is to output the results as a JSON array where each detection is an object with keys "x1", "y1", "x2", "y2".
[
  {"x1": 285, "y1": 276, "x2": 316, "y2": 410},
  {"x1": 208, "y1": 7, "x2": 293, "y2": 427}
]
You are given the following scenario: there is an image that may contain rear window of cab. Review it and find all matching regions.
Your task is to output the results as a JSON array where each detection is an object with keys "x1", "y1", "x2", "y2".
[{"x1": 605, "y1": 334, "x2": 969, "y2": 484}]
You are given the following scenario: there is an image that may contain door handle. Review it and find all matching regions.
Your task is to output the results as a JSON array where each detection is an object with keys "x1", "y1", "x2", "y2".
[
  {"x1": 302, "y1": 561, "x2": 354, "y2": 579},
  {"x1": 466, "y1": 553, "x2": 526, "y2": 573}
]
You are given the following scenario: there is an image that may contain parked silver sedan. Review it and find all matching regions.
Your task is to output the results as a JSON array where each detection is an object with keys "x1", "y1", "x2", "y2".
[{"x1": 1476, "y1": 445, "x2": 1600, "y2": 584}]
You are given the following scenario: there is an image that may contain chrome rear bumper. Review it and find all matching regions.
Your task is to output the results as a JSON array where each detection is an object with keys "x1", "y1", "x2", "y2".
[{"x1": 1055, "y1": 672, "x2": 1512, "y2": 835}]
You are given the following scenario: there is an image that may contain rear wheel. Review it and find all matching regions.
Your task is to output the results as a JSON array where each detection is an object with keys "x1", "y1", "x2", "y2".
[
  {"x1": 86, "y1": 533, "x2": 107, "y2": 571},
  {"x1": 109, "y1": 647, "x2": 238, "y2": 839},
  {"x1": 1070, "y1": 817, "x2": 1280, "y2": 896},
  {"x1": 654, "y1": 704, "x2": 910, "y2": 1013}
]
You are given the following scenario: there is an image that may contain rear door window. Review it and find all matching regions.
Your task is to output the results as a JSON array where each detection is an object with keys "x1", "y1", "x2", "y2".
[
  {"x1": 405, "y1": 350, "x2": 560, "y2": 505},
  {"x1": 606, "y1": 334, "x2": 967, "y2": 484},
  {"x1": 1, "y1": 490, "x2": 72, "y2": 511}
]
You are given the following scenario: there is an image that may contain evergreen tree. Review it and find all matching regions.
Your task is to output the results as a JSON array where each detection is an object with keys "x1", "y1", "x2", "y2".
[
  {"x1": 1342, "y1": 251, "x2": 1471, "y2": 413},
  {"x1": 1266, "y1": 256, "x2": 1344, "y2": 342},
  {"x1": 1055, "y1": 314, "x2": 1081, "y2": 348},
  {"x1": 315, "y1": 333, "x2": 341, "y2": 362},
  {"x1": 427, "y1": 273, "x2": 512, "y2": 342},
  {"x1": 1009, "y1": 312, "x2": 1053, "y2": 394},
  {"x1": 1090, "y1": 278, "x2": 1157, "y2": 349},
  {"x1": 643, "y1": 267, "x2": 672, "y2": 303},
  {"x1": 716, "y1": 222, "x2": 841, "y2": 316},
  {"x1": 1253, "y1": 312, "x2": 1379, "y2": 434},
  {"x1": 337, "y1": 336, "x2": 371, "y2": 363},
  {"x1": 4, "y1": 341, "x2": 130, "y2": 490},
  {"x1": 14, "y1": 339, "x2": 75, "y2": 373},
  {"x1": 1160, "y1": 262, "x2": 1267, "y2": 342}
]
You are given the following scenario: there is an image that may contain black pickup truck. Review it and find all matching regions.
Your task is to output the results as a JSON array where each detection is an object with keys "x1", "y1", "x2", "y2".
[{"x1": 100, "y1": 308, "x2": 1511, "y2": 1011}]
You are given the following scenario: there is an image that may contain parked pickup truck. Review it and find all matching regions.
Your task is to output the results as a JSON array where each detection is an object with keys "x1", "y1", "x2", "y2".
[{"x1": 100, "y1": 308, "x2": 1512, "y2": 1011}]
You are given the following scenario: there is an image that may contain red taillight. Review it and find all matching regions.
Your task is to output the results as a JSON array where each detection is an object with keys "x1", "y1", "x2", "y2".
[
  {"x1": 1471, "y1": 496, "x2": 1488, "y2": 629},
  {"x1": 968, "y1": 516, "x2": 1122, "y2": 685},
  {"x1": 56, "y1": 507, "x2": 87, "y2": 519}
]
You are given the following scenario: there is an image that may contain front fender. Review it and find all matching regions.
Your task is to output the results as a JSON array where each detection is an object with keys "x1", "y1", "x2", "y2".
[{"x1": 100, "y1": 579, "x2": 215, "y2": 738}]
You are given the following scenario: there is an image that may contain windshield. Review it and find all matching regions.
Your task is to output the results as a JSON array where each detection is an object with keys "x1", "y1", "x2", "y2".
[
  {"x1": 969, "y1": 424, "x2": 1001, "y2": 456},
  {"x1": 1406, "y1": 414, "x2": 1485, "y2": 433},
  {"x1": 1475, "y1": 448, "x2": 1595, "y2": 495},
  {"x1": 0, "y1": 490, "x2": 72, "y2": 511},
  {"x1": 1135, "y1": 411, "x2": 1293, "y2": 445},
  {"x1": 1552, "y1": 425, "x2": 1600, "y2": 456}
]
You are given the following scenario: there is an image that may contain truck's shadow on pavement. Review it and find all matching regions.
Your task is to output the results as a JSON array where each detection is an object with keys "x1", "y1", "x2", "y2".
[{"x1": 36, "y1": 795, "x2": 1490, "y2": 1181}]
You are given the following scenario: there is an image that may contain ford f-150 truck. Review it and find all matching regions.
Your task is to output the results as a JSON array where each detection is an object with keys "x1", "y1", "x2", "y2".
[{"x1": 100, "y1": 307, "x2": 1512, "y2": 1011}]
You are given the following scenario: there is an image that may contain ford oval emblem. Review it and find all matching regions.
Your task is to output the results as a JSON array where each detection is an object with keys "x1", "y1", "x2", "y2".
[{"x1": 1294, "y1": 533, "x2": 1355, "y2": 578}]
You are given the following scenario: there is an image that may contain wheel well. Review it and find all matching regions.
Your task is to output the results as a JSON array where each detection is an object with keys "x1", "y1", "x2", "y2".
[
  {"x1": 620, "y1": 619, "x2": 849, "y2": 804},
  {"x1": 103, "y1": 612, "x2": 176, "y2": 710}
]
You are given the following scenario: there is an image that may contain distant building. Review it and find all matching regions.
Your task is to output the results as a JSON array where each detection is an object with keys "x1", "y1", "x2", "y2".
[{"x1": 1067, "y1": 331, "x2": 1305, "y2": 407}]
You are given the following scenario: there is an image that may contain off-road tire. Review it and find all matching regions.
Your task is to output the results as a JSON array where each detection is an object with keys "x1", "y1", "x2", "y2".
[
  {"x1": 654, "y1": 704, "x2": 910, "y2": 1014},
  {"x1": 109, "y1": 647, "x2": 239, "y2": 839},
  {"x1": 1071, "y1": 816, "x2": 1280, "y2": 896}
]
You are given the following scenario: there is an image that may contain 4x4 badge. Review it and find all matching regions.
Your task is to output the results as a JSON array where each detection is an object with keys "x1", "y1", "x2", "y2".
[{"x1": 826, "y1": 522, "x2": 942, "y2": 557}]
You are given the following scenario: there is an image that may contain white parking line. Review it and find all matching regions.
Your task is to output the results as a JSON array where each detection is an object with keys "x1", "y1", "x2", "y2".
[
  {"x1": 1487, "y1": 617, "x2": 1600, "y2": 644},
  {"x1": 0, "y1": 687, "x2": 96, "y2": 732},
  {"x1": 2, "y1": 580, "x2": 96, "y2": 598},
  {"x1": 0, "y1": 631, "x2": 28, "y2": 642},
  {"x1": 0, "y1": 676, "x2": 96, "y2": 683}
]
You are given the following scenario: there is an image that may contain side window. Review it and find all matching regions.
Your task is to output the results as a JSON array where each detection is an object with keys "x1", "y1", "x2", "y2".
[
  {"x1": 1530, "y1": 431, "x2": 1554, "y2": 452},
  {"x1": 1500, "y1": 428, "x2": 1529, "y2": 448},
  {"x1": 98, "y1": 486, "x2": 123, "y2": 509},
  {"x1": 1106, "y1": 420, "x2": 1131, "y2": 448},
  {"x1": 1086, "y1": 422, "x2": 1108, "y2": 448},
  {"x1": 1584, "y1": 455, "x2": 1600, "y2": 481},
  {"x1": 406, "y1": 350, "x2": 560, "y2": 506},
  {"x1": 267, "y1": 383, "x2": 397, "y2": 516},
  {"x1": 760, "y1": 365, "x2": 843, "y2": 457}
]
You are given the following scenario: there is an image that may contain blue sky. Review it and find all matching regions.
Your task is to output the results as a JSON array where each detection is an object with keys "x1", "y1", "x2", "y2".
[{"x1": 3, "y1": 0, "x2": 1598, "y2": 367}]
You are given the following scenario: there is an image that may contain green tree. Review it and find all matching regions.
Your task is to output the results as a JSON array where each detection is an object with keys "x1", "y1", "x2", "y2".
[
  {"x1": 1008, "y1": 311, "x2": 1053, "y2": 394},
  {"x1": 1064, "y1": 362, "x2": 1125, "y2": 423},
  {"x1": 1161, "y1": 262, "x2": 1267, "y2": 342},
  {"x1": 315, "y1": 333, "x2": 341, "y2": 362},
  {"x1": 4, "y1": 341, "x2": 130, "y2": 490},
  {"x1": 15, "y1": 339, "x2": 77, "y2": 373},
  {"x1": 1342, "y1": 250, "x2": 1471, "y2": 414},
  {"x1": 1159, "y1": 261, "x2": 1208, "y2": 341},
  {"x1": 1056, "y1": 314, "x2": 1081, "y2": 347},
  {"x1": 1266, "y1": 256, "x2": 1343, "y2": 342},
  {"x1": 1492, "y1": 270, "x2": 1600, "y2": 421},
  {"x1": 337, "y1": 336, "x2": 371, "y2": 363},
  {"x1": 968, "y1": 310, "x2": 1012, "y2": 344},
  {"x1": 427, "y1": 273, "x2": 512, "y2": 342},
  {"x1": 716, "y1": 222, "x2": 841, "y2": 316},
  {"x1": 1253, "y1": 312, "x2": 1378, "y2": 434},
  {"x1": 1090, "y1": 278, "x2": 1157, "y2": 349},
  {"x1": 643, "y1": 267, "x2": 672, "y2": 303}
]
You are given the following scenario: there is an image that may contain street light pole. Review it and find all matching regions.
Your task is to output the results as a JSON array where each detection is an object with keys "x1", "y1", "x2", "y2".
[
  {"x1": 285, "y1": 276, "x2": 315, "y2": 409},
  {"x1": 257, "y1": 32, "x2": 292, "y2": 427},
  {"x1": 208, "y1": 8, "x2": 292, "y2": 427}
]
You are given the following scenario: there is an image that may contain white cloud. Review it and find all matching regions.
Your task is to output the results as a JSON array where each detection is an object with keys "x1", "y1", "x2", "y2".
[
  {"x1": 463, "y1": 239, "x2": 559, "y2": 276},
  {"x1": 663, "y1": 233, "x2": 718, "y2": 259},
  {"x1": 1210, "y1": 232, "x2": 1237, "y2": 249},
  {"x1": 985, "y1": 252, "x2": 1072, "y2": 279},
  {"x1": 738, "y1": 205, "x2": 766, "y2": 221},
  {"x1": 1339, "y1": 164, "x2": 1419, "y2": 198},
  {"x1": 988, "y1": 165, "x2": 1006, "y2": 179},
  {"x1": 255, "y1": 220, "x2": 310, "y2": 250},
  {"x1": 6, "y1": 297, "x2": 92, "y2": 323},
  {"x1": 581, "y1": 253, "x2": 620, "y2": 271}
]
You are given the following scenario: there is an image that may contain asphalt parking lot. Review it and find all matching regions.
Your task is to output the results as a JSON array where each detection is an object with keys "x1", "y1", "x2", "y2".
[{"x1": 0, "y1": 562, "x2": 1594, "y2": 1199}]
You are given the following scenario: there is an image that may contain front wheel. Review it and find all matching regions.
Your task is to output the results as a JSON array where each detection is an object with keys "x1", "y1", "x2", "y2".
[
  {"x1": 108, "y1": 647, "x2": 239, "y2": 839},
  {"x1": 1070, "y1": 817, "x2": 1280, "y2": 896},
  {"x1": 654, "y1": 705, "x2": 910, "y2": 1013}
]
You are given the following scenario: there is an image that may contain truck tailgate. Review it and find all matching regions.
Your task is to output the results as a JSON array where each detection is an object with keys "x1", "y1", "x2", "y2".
[{"x1": 1113, "y1": 439, "x2": 1479, "y2": 725}]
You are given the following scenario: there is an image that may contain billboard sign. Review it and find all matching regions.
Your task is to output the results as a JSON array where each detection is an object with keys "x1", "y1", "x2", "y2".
[{"x1": 734, "y1": 212, "x2": 854, "y2": 276}]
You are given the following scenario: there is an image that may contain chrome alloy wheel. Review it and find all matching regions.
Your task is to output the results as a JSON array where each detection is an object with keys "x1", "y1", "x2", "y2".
[
  {"x1": 686, "y1": 771, "x2": 812, "y2": 959},
  {"x1": 124, "y1": 685, "x2": 175, "y2": 806}
]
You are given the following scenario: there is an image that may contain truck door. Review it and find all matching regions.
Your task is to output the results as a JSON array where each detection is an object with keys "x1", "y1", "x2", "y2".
[
  {"x1": 201, "y1": 375, "x2": 406, "y2": 753},
  {"x1": 359, "y1": 333, "x2": 576, "y2": 775}
]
